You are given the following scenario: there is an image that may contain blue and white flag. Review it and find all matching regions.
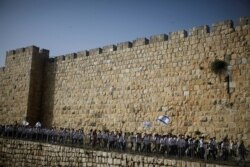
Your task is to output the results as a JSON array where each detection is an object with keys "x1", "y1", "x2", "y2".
[
  {"x1": 157, "y1": 115, "x2": 170, "y2": 125},
  {"x1": 22, "y1": 120, "x2": 29, "y2": 126},
  {"x1": 35, "y1": 121, "x2": 42, "y2": 128}
]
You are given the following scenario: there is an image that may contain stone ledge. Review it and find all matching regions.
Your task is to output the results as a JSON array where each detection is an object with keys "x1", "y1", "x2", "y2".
[{"x1": 0, "y1": 138, "x2": 239, "y2": 167}]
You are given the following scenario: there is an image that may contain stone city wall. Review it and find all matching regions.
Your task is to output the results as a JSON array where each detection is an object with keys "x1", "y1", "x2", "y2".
[
  {"x1": 0, "y1": 138, "x2": 236, "y2": 167},
  {"x1": 0, "y1": 17, "x2": 249, "y2": 147},
  {"x1": 0, "y1": 46, "x2": 49, "y2": 125}
]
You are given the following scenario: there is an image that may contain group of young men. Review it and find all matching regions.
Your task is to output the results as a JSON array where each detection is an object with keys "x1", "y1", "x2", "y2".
[
  {"x1": 0, "y1": 124, "x2": 84, "y2": 145},
  {"x1": 0, "y1": 123, "x2": 247, "y2": 163},
  {"x1": 88, "y1": 129, "x2": 247, "y2": 162}
]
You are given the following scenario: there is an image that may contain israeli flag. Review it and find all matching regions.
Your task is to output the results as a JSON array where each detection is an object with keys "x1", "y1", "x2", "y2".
[
  {"x1": 35, "y1": 121, "x2": 42, "y2": 128},
  {"x1": 22, "y1": 120, "x2": 29, "y2": 126},
  {"x1": 157, "y1": 115, "x2": 170, "y2": 125}
]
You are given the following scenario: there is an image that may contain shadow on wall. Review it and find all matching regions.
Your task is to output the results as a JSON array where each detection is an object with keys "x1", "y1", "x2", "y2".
[{"x1": 41, "y1": 58, "x2": 57, "y2": 128}]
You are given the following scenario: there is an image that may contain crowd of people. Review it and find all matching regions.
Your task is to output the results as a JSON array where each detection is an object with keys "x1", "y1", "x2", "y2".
[
  {"x1": 0, "y1": 124, "x2": 84, "y2": 145},
  {"x1": 0, "y1": 123, "x2": 248, "y2": 164}
]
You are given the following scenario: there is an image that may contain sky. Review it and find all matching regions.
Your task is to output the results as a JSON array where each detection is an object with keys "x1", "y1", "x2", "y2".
[{"x1": 0, "y1": 0, "x2": 250, "y2": 67}]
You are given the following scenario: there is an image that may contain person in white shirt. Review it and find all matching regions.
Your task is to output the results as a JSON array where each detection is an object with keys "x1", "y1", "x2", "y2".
[{"x1": 198, "y1": 136, "x2": 205, "y2": 159}]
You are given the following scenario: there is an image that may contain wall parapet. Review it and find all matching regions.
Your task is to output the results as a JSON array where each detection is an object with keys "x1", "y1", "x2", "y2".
[
  {"x1": 133, "y1": 38, "x2": 149, "y2": 47},
  {"x1": 77, "y1": 50, "x2": 89, "y2": 57},
  {"x1": 55, "y1": 55, "x2": 65, "y2": 62},
  {"x1": 211, "y1": 20, "x2": 233, "y2": 32},
  {"x1": 6, "y1": 45, "x2": 41, "y2": 56},
  {"x1": 189, "y1": 25, "x2": 210, "y2": 36},
  {"x1": 65, "y1": 53, "x2": 77, "y2": 60},
  {"x1": 39, "y1": 49, "x2": 50, "y2": 55},
  {"x1": 89, "y1": 48, "x2": 102, "y2": 56},
  {"x1": 117, "y1": 41, "x2": 132, "y2": 50},
  {"x1": 238, "y1": 17, "x2": 250, "y2": 26},
  {"x1": 169, "y1": 30, "x2": 188, "y2": 39},
  {"x1": 4, "y1": 17, "x2": 249, "y2": 64},
  {"x1": 149, "y1": 34, "x2": 168, "y2": 43},
  {"x1": 50, "y1": 17, "x2": 249, "y2": 64},
  {"x1": 103, "y1": 44, "x2": 117, "y2": 53}
]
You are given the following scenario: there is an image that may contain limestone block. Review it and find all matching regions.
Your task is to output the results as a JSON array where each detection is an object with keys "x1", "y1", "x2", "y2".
[
  {"x1": 108, "y1": 158, "x2": 113, "y2": 164},
  {"x1": 77, "y1": 50, "x2": 89, "y2": 57},
  {"x1": 184, "y1": 91, "x2": 190, "y2": 96},
  {"x1": 176, "y1": 160, "x2": 182, "y2": 167},
  {"x1": 39, "y1": 48, "x2": 50, "y2": 55},
  {"x1": 200, "y1": 116, "x2": 207, "y2": 122},
  {"x1": 238, "y1": 17, "x2": 250, "y2": 26},
  {"x1": 103, "y1": 45, "x2": 117, "y2": 53},
  {"x1": 121, "y1": 159, "x2": 127, "y2": 166},
  {"x1": 87, "y1": 162, "x2": 93, "y2": 167},
  {"x1": 15, "y1": 47, "x2": 25, "y2": 54},
  {"x1": 169, "y1": 30, "x2": 188, "y2": 39},
  {"x1": 189, "y1": 25, "x2": 209, "y2": 36},
  {"x1": 191, "y1": 162, "x2": 201, "y2": 167},
  {"x1": 133, "y1": 38, "x2": 149, "y2": 47},
  {"x1": 89, "y1": 48, "x2": 102, "y2": 55},
  {"x1": 156, "y1": 158, "x2": 164, "y2": 165},
  {"x1": 117, "y1": 41, "x2": 132, "y2": 50},
  {"x1": 149, "y1": 34, "x2": 168, "y2": 43},
  {"x1": 164, "y1": 159, "x2": 176, "y2": 166}
]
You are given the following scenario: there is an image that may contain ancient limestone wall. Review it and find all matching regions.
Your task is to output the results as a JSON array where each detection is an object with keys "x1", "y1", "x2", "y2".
[
  {"x1": 0, "y1": 138, "x2": 236, "y2": 167},
  {"x1": 41, "y1": 17, "x2": 250, "y2": 146},
  {"x1": 0, "y1": 46, "x2": 49, "y2": 125},
  {"x1": 0, "y1": 17, "x2": 249, "y2": 147},
  {"x1": 26, "y1": 48, "x2": 49, "y2": 124}
]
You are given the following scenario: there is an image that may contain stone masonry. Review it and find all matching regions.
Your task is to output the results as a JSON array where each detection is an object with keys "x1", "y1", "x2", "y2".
[
  {"x1": 0, "y1": 138, "x2": 236, "y2": 167},
  {"x1": 0, "y1": 46, "x2": 49, "y2": 125},
  {"x1": 0, "y1": 17, "x2": 250, "y2": 147}
]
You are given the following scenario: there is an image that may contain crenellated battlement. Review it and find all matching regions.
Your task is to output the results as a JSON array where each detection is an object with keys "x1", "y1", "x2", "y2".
[
  {"x1": 39, "y1": 49, "x2": 50, "y2": 55},
  {"x1": 117, "y1": 41, "x2": 132, "y2": 50},
  {"x1": 102, "y1": 45, "x2": 117, "y2": 53},
  {"x1": 211, "y1": 20, "x2": 234, "y2": 31},
  {"x1": 77, "y1": 50, "x2": 89, "y2": 57},
  {"x1": 189, "y1": 25, "x2": 209, "y2": 36},
  {"x1": 54, "y1": 55, "x2": 65, "y2": 62},
  {"x1": 89, "y1": 48, "x2": 102, "y2": 56},
  {"x1": 4, "y1": 45, "x2": 50, "y2": 68},
  {"x1": 50, "y1": 17, "x2": 250, "y2": 64},
  {"x1": 149, "y1": 34, "x2": 168, "y2": 43},
  {"x1": 133, "y1": 38, "x2": 149, "y2": 47},
  {"x1": 169, "y1": 30, "x2": 188, "y2": 40},
  {"x1": 238, "y1": 16, "x2": 250, "y2": 26},
  {"x1": 65, "y1": 53, "x2": 77, "y2": 60},
  {"x1": 6, "y1": 45, "x2": 40, "y2": 56}
]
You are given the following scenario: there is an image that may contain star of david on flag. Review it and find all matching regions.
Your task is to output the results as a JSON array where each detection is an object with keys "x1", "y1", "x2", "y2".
[{"x1": 157, "y1": 115, "x2": 170, "y2": 125}]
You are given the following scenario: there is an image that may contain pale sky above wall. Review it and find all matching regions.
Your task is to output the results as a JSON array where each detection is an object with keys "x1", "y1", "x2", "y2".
[{"x1": 0, "y1": 0, "x2": 249, "y2": 67}]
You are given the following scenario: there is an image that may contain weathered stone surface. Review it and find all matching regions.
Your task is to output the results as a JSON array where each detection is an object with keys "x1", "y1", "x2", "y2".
[
  {"x1": 133, "y1": 38, "x2": 149, "y2": 46},
  {"x1": 117, "y1": 41, "x2": 132, "y2": 50},
  {"x1": 0, "y1": 17, "x2": 249, "y2": 149},
  {"x1": 1, "y1": 138, "x2": 235, "y2": 167},
  {"x1": 149, "y1": 34, "x2": 168, "y2": 43}
]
